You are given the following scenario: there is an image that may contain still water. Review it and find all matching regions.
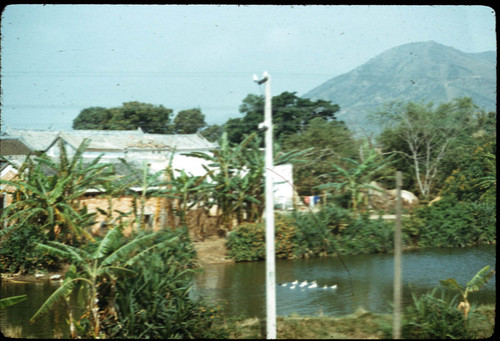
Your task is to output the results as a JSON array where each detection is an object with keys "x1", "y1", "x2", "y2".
[
  {"x1": 1, "y1": 245, "x2": 495, "y2": 338},
  {"x1": 192, "y1": 245, "x2": 496, "y2": 318}
]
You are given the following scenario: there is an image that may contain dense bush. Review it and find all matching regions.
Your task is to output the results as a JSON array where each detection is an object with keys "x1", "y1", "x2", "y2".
[
  {"x1": 226, "y1": 206, "x2": 396, "y2": 262},
  {"x1": 335, "y1": 215, "x2": 394, "y2": 255},
  {"x1": 102, "y1": 227, "x2": 228, "y2": 339},
  {"x1": 226, "y1": 221, "x2": 265, "y2": 262},
  {"x1": 225, "y1": 215, "x2": 297, "y2": 262},
  {"x1": 227, "y1": 195, "x2": 495, "y2": 262},
  {"x1": 403, "y1": 198, "x2": 496, "y2": 248},
  {"x1": 402, "y1": 288, "x2": 474, "y2": 339},
  {"x1": 0, "y1": 224, "x2": 60, "y2": 274}
]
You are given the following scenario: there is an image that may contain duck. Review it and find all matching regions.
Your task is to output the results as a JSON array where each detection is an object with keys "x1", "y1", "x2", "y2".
[
  {"x1": 278, "y1": 282, "x2": 288, "y2": 287},
  {"x1": 290, "y1": 285, "x2": 296, "y2": 290},
  {"x1": 308, "y1": 282, "x2": 318, "y2": 289},
  {"x1": 322, "y1": 285, "x2": 328, "y2": 289},
  {"x1": 330, "y1": 284, "x2": 338, "y2": 289},
  {"x1": 291, "y1": 280, "x2": 299, "y2": 285},
  {"x1": 299, "y1": 280, "x2": 308, "y2": 287}
]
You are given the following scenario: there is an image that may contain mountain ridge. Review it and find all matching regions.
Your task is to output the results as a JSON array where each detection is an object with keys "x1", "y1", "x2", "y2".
[{"x1": 303, "y1": 41, "x2": 496, "y2": 135}]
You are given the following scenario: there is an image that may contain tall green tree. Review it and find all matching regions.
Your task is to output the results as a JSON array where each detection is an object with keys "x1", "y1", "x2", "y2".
[
  {"x1": 73, "y1": 102, "x2": 174, "y2": 134},
  {"x1": 71, "y1": 107, "x2": 110, "y2": 130},
  {"x1": 173, "y1": 108, "x2": 207, "y2": 134},
  {"x1": 186, "y1": 132, "x2": 304, "y2": 229},
  {"x1": 225, "y1": 91, "x2": 340, "y2": 144}
]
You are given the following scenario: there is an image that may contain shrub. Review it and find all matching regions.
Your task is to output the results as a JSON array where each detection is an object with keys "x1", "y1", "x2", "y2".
[
  {"x1": 335, "y1": 214, "x2": 394, "y2": 255},
  {"x1": 402, "y1": 287, "x2": 474, "y2": 339},
  {"x1": 226, "y1": 221, "x2": 265, "y2": 262},
  {"x1": 102, "y1": 227, "x2": 228, "y2": 339},
  {"x1": 292, "y1": 205, "x2": 352, "y2": 257},
  {"x1": 406, "y1": 197, "x2": 496, "y2": 248},
  {"x1": 226, "y1": 215, "x2": 298, "y2": 262},
  {"x1": 0, "y1": 224, "x2": 60, "y2": 274}
]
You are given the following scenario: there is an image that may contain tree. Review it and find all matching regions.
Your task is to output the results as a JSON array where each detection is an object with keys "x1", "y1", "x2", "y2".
[
  {"x1": 282, "y1": 117, "x2": 358, "y2": 195},
  {"x1": 72, "y1": 107, "x2": 110, "y2": 130},
  {"x1": 225, "y1": 92, "x2": 340, "y2": 144},
  {"x1": 173, "y1": 108, "x2": 206, "y2": 134},
  {"x1": 73, "y1": 102, "x2": 173, "y2": 134},
  {"x1": 374, "y1": 98, "x2": 478, "y2": 199},
  {"x1": 200, "y1": 124, "x2": 223, "y2": 142},
  {"x1": 186, "y1": 132, "x2": 304, "y2": 230}
]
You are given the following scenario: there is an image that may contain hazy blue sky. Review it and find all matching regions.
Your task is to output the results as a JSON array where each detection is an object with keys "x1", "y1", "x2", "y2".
[{"x1": 0, "y1": 4, "x2": 496, "y2": 131}]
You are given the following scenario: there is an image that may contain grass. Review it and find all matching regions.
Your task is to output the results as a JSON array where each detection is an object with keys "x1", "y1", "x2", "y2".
[{"x1": 225, "y1": 305, "x2": 495, "y2": 339}]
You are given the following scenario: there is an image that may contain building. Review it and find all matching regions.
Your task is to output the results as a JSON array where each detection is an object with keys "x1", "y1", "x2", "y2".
[
  {"x1": 1, "y1": 128, "x2": 296, "y2": 235},
  {"x1": 3, "y1": 128, "x2": 218, "y2": 176}
]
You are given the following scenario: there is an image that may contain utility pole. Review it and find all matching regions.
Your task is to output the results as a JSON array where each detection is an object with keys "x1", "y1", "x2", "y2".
[{"x1": 254, "y1": 71, "x2": 276, "y2": 339}]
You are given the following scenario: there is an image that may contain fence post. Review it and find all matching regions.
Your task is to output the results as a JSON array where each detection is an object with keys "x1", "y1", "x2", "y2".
[{"x1": 393, "y1": 171, "x2": 403, "y2": 339}]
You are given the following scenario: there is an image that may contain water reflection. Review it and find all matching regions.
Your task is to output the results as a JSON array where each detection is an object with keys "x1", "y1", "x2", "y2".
[
  {"x1": 193, "y1": 245, "x2": 496, "y2": 318},
  {"x1": 1, "y1": 279, "x2": 72, "y2": 338}
]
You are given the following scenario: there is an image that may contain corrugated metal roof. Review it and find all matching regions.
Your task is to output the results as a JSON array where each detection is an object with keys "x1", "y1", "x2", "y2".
[
  {"x1": 0, "y1": 137, "x2": 33, "y2": 156},
  {"x1": 3, "y1": 129, "x2": 218, "y2": 152},
  {"x1": 3, "y1": 129, "x2": 60, "y2": 151}
]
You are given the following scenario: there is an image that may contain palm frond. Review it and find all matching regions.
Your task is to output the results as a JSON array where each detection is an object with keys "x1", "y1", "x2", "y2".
[
  {"x1": 93, "y1": 226, "x2": 124, "y2": 259},
  {"x1": 101, "y1": 232, "x2": 164, "y2": 267},
  {"x1": 35, "y1": 242, "x2": 88, "y2": 266},
  {"x1": 0, "y1": 295, "x2": 27, "y2": 309},
  {"x1": 30, "y1": 278, "x2": 79, "y2": 322},
  {"x1": 466, "y1": 265, "x2": 494, "y2": 293}
]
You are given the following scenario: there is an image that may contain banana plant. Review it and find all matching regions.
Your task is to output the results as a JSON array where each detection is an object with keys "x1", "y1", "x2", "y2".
[
  {"x1": 440, "y1": 265, "x2": 495, "y2": 320},
  {"x1": 186, "y1": 132, "x2": 311, "y2": 229},
  {"x1": 30, "y1": 226, "x2": 178, "y2": 338},
  {"x1": 186, "y1": 132, "x2": 262, "y2": 229},
  {"x1": 316, "y1": 147, "x2": 394, "y2": 213},
  {"x1": 1, "y1": 139, "x2": 116, "y2": 243},
  {"x1": 0, "y1": 295, "x2": 27, "y2": 308}
]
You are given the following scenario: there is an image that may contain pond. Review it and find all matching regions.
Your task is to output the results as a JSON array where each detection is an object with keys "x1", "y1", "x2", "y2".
[
  {"x1": 1, "y1": 245, "x2": 495, "y2": 338},
  {"x1": 192, "y1": 244, "x2": 496, "y2": 318}
]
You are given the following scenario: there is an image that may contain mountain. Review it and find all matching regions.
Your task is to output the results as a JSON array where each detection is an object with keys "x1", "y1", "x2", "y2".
[{"x1": 303, "y1": 41, "x2": 496, "y2": 135}]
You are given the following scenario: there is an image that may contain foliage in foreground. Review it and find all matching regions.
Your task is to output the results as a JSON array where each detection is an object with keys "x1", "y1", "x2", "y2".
[
  {"x1": 224, "y1": 304, "x2": 494, "y2": 339},
  {"x1": 102, "y1": 227, "x2": 228, "y2": 339},
  {"x1": 403, "y1": 265, "x2": 495, "y2": 339},
  {"x1": 29, "y1": 226, "x2": 226, "y2": 339}
]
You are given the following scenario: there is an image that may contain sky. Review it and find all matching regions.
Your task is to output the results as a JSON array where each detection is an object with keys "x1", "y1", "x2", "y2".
[{"x1": 0, "y1": 4, "x2": 496, "y2": 132}]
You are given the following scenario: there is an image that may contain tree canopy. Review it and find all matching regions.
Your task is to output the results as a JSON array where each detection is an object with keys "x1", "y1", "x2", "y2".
[
  {"x1": 224, "y1": 91, "x2": 340, "y2": 144},
  {"x1": 73, "y1": 102, "x2": 174, "y2": 134},
  {"x1": 374, "y1": 97, "x2": 490, "y2": 199},
  {"x1": 173, "y1": 108, "x2": 207, "y2": 134}
]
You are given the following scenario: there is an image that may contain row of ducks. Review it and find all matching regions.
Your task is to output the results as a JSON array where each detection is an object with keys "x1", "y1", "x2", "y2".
[{"x1": 278, "y1": 280, "x2": 337, "y2": 290}]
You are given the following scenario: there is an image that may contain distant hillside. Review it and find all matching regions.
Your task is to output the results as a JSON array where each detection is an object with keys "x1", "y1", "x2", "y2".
[{"x1": 303, "y1": 41, "x2": 496, "y2": 136}]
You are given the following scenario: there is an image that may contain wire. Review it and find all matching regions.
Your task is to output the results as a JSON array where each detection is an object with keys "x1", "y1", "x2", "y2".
[{"x1": 1, "y1": 71, "x2": 334, "y2": 79}]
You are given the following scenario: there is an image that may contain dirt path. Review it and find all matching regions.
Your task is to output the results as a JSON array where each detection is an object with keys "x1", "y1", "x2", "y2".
[{"x1": 193, "y1": 236, "x2": 233, "y2": 266}]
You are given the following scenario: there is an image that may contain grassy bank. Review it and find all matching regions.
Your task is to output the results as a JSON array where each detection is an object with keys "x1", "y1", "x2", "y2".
[{"x1": 225, "y1": 305, "x2": 495, "y2": 339}]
